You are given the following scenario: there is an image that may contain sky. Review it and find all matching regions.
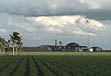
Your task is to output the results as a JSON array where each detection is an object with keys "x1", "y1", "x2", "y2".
[{"x1": 0, "y1": 0, "x2": 111, "y2": 49}]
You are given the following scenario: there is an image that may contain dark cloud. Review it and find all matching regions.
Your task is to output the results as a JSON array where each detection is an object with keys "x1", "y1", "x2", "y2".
[
  {"x1": 82, "y1": 10, "x2": 111, "y2": 20},
  {"x1": 0, "y1": 0, "x2": 111, "y2": 20},
  {"x1": 0, "y1": 13, "x2": 108, "y2": 49},
  {"x1": 0, "y1": 0, "x2": 111, "y2": 49}
]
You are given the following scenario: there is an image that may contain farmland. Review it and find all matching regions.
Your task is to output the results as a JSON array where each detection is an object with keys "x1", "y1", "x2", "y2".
[{"x1": 0, "y1": 52, "x2": 111, "y2": 76}]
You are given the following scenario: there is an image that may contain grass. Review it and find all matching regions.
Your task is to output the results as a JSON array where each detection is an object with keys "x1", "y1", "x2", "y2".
[{"x1": 0, "y1": 52, "x2": 111, "y2": 76}]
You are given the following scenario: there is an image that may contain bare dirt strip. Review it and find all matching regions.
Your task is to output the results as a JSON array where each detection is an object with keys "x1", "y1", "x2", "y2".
[
  {"x1": 0, "y1": 59, "x2": 17, "y2": 72},
  {"x1": 9, "y1": 57, "x2": 25, "y2": 76},
  {"x1": 31, "y1": 56, "x2": 44, "y2": 76},
  {"x1": 24, "y1": 56, "x2": 30, "y2": 76}
]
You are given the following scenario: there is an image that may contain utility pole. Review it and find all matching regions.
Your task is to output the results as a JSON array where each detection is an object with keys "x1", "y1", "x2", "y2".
[
  {"x1": 88, "y1": 33, "x2": 90, "y2": 48},
  {"x1": 55, "y1": 39, "x2": 57, "y2": 46},
  {"x1": 55, "y1": 39, "x2": 57, "y2": 51}
]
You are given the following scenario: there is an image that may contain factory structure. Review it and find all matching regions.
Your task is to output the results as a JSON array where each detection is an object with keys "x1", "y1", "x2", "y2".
[{"x1": 23, "y1": 40, "x2": 102, "y2": 52}]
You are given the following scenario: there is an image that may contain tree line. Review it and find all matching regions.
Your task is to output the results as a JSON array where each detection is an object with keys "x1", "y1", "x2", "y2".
[{"x1": 0, "y1": 32, "x2": 23, "y2": 55}]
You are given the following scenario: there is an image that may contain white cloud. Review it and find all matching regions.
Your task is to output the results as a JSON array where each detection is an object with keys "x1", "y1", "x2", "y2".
[
  {"x1": 0, "y1": 28, "x2": 7, "y2": 33},
  {"x1": 15, "y1": 23, "x2": 36, "y2": 32},
  {"x1": 50, "y1": 3, "x2": 58, "y2": 9},
  {"x1": 33, "y1": 15, "x2": 104, "y2": 35},
  {"x1": 72, "y1": 28, "x2": 95, "y2": 36},
  {"x1": 46, "y1": 27, "x2": 63, "y2": 33},
  {"x1": 0, "y1": 0, "x2": 110, "y2": 49},
  {"x1": 80, "y1": 0, "x2": 101, "y2": 9},
  {"x1": 0, "y1": 13, "x2": 105, "y2": 36},
  {"x1": 0, "y1": 13, "x2": 110, "y2": 49}
]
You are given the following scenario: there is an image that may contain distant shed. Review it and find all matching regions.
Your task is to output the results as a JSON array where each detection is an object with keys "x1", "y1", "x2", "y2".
[{"x1": 90, "y1": 47, "x2": 102, "y2": 52}]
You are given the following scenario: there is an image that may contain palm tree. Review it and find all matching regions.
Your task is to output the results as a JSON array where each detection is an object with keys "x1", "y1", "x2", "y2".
[
  {"x1": 16, "y1": 36, "x2": 23, "y2": 55},
  {"x1": 10, "y1": 32, "x2": 20, "y2": 55},
  {"x1": 2, "y1": 42, "x2": 5, "y2": 53},
  {"x1": 0, "y1": 43, "x2": 5, "y2": 52},
  {"x1": 0, "y1": 43, "x2": 2, "y2": 52},
  {"x1": 59, "y1": 41, "x2": 62, "y2": 46},
  {"x1": 0, "y1": 37, "x2": 6, "y2": 52},
  {"x1": 7, "y1": 40, "x2": 10, "y2": 51},
  {"x1": 59, "y1": 41, "x2": 63, "y2": 51},
  {"x1": 17, "y1": 42, "x2": 23, "y2": 55}
]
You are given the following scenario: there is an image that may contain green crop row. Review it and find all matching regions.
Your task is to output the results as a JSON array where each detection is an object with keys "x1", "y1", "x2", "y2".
[
  {"x1": 0, "y1": 52, "x2": 111, "y2": 76},
  {"x1": 1, "y1": 52, "x2": 111, "y2": 56},
  {"x1": 39, "y1": 55, "x2": 111, "y2": 76}
]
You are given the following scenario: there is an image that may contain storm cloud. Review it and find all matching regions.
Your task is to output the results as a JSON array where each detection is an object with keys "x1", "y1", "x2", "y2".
[
  {"x1": 0, "y1": 0, "x2": 111, "y2": 20},
  {"x1": 0, "y1": 13, "x2": 110, "y2": 49},
  {"x1": 0, "y1": 0, "x2": 111, "y2": 49}
]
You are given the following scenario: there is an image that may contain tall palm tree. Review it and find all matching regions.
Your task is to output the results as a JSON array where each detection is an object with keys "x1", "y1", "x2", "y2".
[
  {"x1": 2, "y1": 42, "x2": 5, "y2": 53},
  {"x1": 0, "y1": 37, "x2": 6, "y2": 52},
  {"x1": 0, "y1": 43, "x2": 4, "y2": 52},
  {"x1": 0, "y1": 42, "x2": 2, "y2": 52},
  {"x1": 17, "y1": 42, "x2": 23, "y2": 55},
  {"x1": 59, "y1": 41, "x2": 64, "y2": 51},
  {"x1": 7, "y1": 40, "x2": 10, "y2": 51},
  {"x1": 16, "y1": 36, "x2": 23, "y2": 55},
  {"x1": 10, "y1": 32, "x2": 20, "y2": 55},
  {"x1": 59, "y1": 41, "x2": 62, "y2": 46}
]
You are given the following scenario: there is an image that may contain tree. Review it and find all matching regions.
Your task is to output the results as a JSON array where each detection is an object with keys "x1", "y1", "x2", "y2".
[
  {"x1": 10, "y1": 32, "x2": 20, "y2": 55},
  {"x1": 7, "y1": 40, "x2": 10, "y2": 48},
  {"x1": 0, "y1": 37, "x2": 6, "y2": 52},
  {"x1": 59, "y1": 41, "x2": 62, "y2": 46},
  {"x1": 59, "y1": 41, "x2": 63, "y2": 51},
  {"x1": 7, "y1": 40, "x2": 10, "y2": 50},
  {"x1": 16, "y1": 36, "x2": 23, "y2": 55},
  {"x1": 5, "y1": 40, "x2": 12, "y2": 52}
]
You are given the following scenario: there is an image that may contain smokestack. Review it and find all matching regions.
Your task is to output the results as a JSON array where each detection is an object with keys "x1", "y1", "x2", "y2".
[{"x1": 55, "y1": 39, "x2": 57, "y2": 47}]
